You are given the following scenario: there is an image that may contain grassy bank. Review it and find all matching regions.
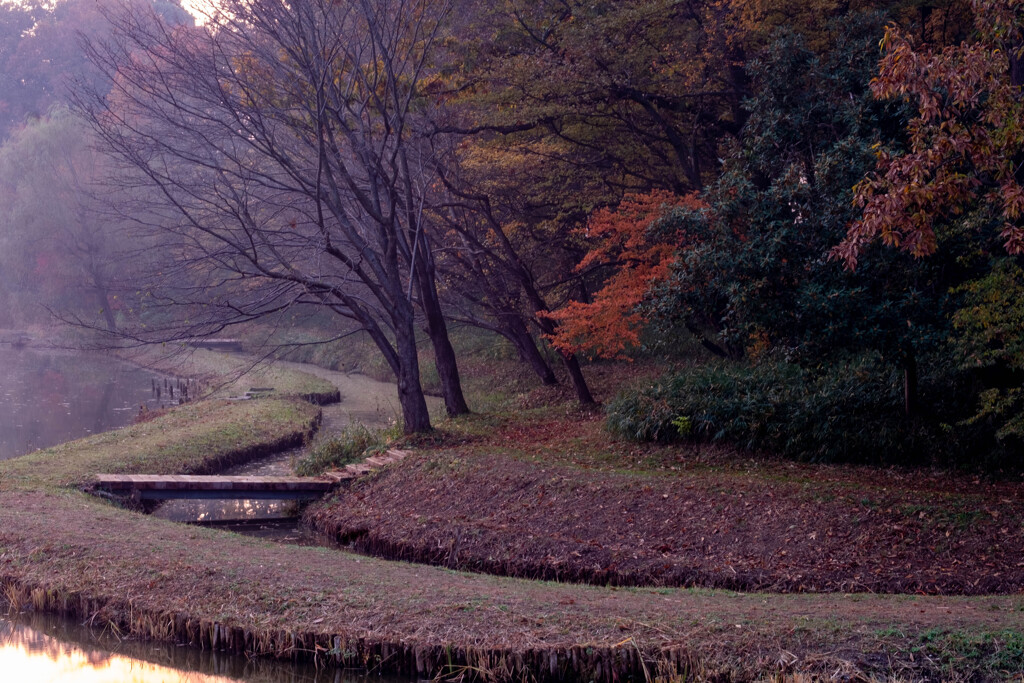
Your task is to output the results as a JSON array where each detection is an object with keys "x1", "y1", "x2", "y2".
[
  {"x1": 0, "y1": 399, "x2": 320, "y2": 490},
  {"x1": 307, "y1": 407, "x2": 1024, "y2": 595},
  {"x1": 235, "y1": 322, "x2": 533, "y2": 404},
  {"x1": 1, "y1": 489, "x2": 1023, "y2": 682}
]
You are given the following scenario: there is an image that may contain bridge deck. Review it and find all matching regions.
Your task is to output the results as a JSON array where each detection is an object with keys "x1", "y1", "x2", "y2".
[
  {"x1": 93, "y1": 474, "x2": 334, "y2": 500},
  {"x1": 183, "y1": 338, "x2": 244, "y2": 352}
]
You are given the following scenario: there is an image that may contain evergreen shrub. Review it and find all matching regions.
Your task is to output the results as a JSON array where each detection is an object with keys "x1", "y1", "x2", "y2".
[{"x1": 606, "y1": 358, "x2": 985, "y2": 466}]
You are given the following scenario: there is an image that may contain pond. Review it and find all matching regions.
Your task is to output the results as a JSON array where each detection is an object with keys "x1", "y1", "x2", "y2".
[
  {"x1": 0, "y1": 345, "x2": 168, "y2": 461},
  {"x1": 0, "y1": 612, "x2": 391, "y2": 682}
]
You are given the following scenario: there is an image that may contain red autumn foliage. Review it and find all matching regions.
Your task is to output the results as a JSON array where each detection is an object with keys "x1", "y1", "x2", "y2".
[{"x1": 546, "y1": 191, "x2": 703, "y2": 359}]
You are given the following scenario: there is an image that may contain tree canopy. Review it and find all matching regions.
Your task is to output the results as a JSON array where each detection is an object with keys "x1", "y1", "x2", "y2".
[
  {"x1": 837, "y1": 0, "x2": 1024, "y2": 264},
  {"x1": 2, "y1": 0, "x2": 1023, "y2": 456}
]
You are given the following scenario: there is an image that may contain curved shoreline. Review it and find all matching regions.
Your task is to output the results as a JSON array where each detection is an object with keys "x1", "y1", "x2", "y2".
[{"x1": 0, "y1": 358, "x2": 1021, "y2": 681}]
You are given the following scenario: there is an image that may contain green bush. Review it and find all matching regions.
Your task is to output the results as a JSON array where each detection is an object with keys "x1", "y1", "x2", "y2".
[
  {"x1": 606, "y1": 358, "x2": 978, "y2": 466},
  {"x1": 294, "y1": 423, "x2": 384, "y2": 476},
  {"x1": 951, "y1": 259, "x2": 1024, "y2": 450}
]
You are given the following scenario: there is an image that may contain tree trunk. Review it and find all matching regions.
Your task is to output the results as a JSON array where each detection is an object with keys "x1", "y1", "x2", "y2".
[
  {"x1": 96, "y1": 289, "x2": 117, "y2": 332},
  {"x1": 89, "y1": 267, "x2": 117, "y2": 332},
  {"x1": 519, "y1": 287, "x2": 595, "y2": 403},
  {"x1": 560, "y1": 350, "x2": 596, "y2": 405},
  {"x1": 422, "y1": 302, "x2": 470, "y2": 417},
  {"x1": 393, "y1": 304, "x2": 432, "y2": 433},
  {"x1": 533, "y1": 312, "x2": 595, "y2": 405},
  {"x1": 684, "y1": 321, "x2": 733, "y2": 359},
  {"x1": 903, "y1": 352, "x2": 918, "y2": 419},
  {"x1": 503, "y1": 315, "x2": 558, "y2": 385},
  {"x1": 415, "y1": 251, "x2": 470, "y2": 417}
]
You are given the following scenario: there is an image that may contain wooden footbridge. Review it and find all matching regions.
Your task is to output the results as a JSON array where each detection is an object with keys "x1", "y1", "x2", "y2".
[
  {"x1": 183, "y1": 338, "x2": 244, "y2": 352},
  {"x1": 91, "y1": 450, "x2": 410, "y2": 508},
  {"x1": 92, "y1": 474, "x2": 335, "y2": 502}
]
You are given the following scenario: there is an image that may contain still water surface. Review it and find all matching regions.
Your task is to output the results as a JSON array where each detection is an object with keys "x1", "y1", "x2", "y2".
[
  {"x1": 0, "y1": 346, "x2": 165, "y2": 460},
  {"x1": 0, "y1": 613, "x2": 386, "y2": 682}
]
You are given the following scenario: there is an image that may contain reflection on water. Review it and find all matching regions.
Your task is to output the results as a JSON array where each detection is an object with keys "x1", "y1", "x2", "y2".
[
  {"x1": 153, "y1": 448, "x2": 304, "y2": 524},
  {"x1": 0, "y1": 612, "x2": 364, "y2": 682},
  {"x1": 0, "y1": 347, "x2": 165, "y2": 461},
  {"x1": 152, "y1": 448, "x2": 337, "y2": 544}
]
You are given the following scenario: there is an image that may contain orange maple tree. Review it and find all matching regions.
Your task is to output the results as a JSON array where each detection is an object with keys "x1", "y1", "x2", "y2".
[
  {"x1": 545, "y1": 191, "x2": 703, "y2": 359},
  {"x1": 835, "y1": 0, "x2": 1024, "y2": 267}
]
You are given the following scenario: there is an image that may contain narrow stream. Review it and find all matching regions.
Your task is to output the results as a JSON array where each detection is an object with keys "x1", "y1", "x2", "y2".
[{"x1": 151, "y1": 361, "x2": 442, "y2": 539}]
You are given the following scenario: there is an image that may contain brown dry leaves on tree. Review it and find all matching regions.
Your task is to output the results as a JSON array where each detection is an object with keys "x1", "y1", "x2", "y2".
[
  {"x1": 836, "y1": 0, "x2": 1024, "y2": 268},
  {"x1": 545, "y1": 191, "x2": 703, "y2": 359}
]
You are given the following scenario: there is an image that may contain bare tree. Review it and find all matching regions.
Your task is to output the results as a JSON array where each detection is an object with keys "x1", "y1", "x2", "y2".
[{"x1": 77, "y1": 0, "x2": 467, "y2": 432}]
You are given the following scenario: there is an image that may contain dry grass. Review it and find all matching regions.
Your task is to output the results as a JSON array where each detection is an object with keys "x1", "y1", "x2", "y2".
[{"x1": 0, "y1": 488, "x2": 1022, "y2": 681}]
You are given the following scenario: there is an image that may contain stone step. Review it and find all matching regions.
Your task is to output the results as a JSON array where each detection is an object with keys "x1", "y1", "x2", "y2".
[{"x1": 322, "y1": 448, "x2": 409, "y2": 482}]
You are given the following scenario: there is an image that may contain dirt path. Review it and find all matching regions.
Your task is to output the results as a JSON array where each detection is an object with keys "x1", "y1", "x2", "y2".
[
  {"x1": 270, "y1": 361, "x2": 444, "y2": 435},
  {"x1": 151, "y1": 364, "x2": 434, "y2": 522}
]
